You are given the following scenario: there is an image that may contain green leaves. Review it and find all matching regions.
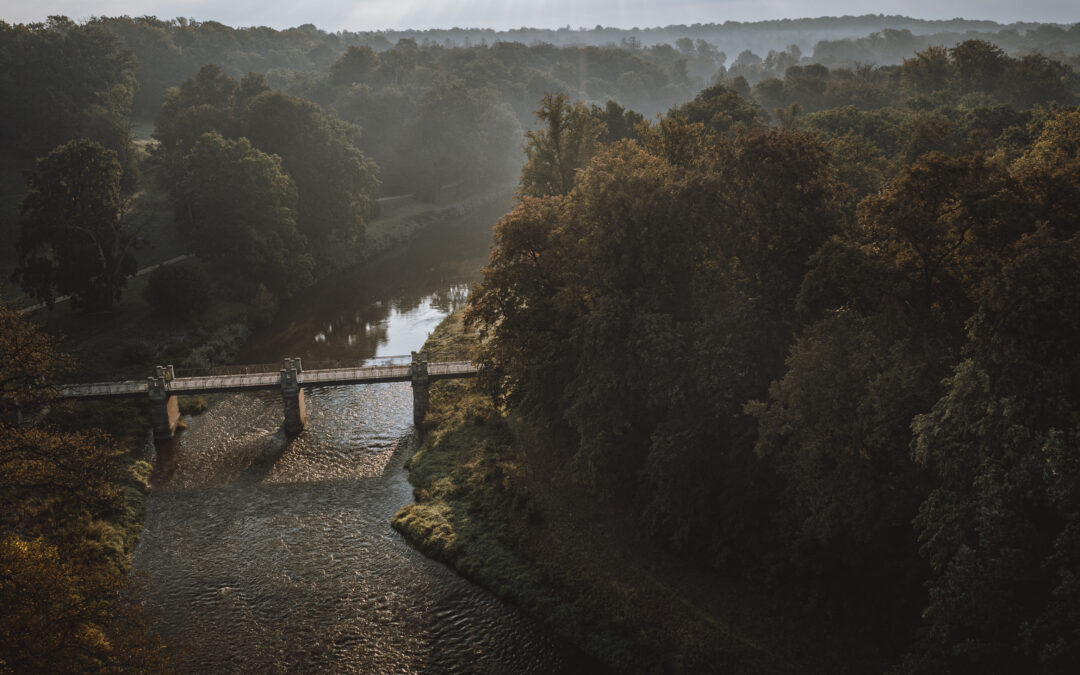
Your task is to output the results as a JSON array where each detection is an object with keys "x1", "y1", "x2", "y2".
[
  {"x1": 519, "y1": 93, "x2": 603, "y2": 198},
  {"x1": 14, "y1": 139, "x2": 137, "y2": 311},
  {"x1": 176, "y1": 132, "x2": 313, "y2": 299}
]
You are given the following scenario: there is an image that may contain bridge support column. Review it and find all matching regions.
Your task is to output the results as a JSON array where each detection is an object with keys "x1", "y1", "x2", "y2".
[
  {"x1": 281, "y1": 358, "x2": 306, "y2": 435},
  {"x1": 411, "y1": 351, "x2": 429, "y2": 428},
  {"x1": 148, "y1": 372, "x2": 179, "y2": 440}
]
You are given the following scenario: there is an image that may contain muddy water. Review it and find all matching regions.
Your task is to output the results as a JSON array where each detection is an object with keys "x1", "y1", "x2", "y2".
[{"x1": 131, "y1": 197, "x2": 600, "y2": 672}]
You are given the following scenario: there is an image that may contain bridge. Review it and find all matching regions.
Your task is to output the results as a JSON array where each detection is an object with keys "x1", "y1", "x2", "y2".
[{"x1": 58, "y1": 352, "x2": 477, "y2": 439}]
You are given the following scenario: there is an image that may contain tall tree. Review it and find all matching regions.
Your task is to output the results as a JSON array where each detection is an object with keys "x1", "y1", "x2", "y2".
[
  {"x1": 242, "y1": 90, "x2": 377, "y2": 267},
  {"x1": 518, "y1": 93, "x2": 602, "y2": 198},
  {"x1": 176, "y1": 132, "x2": 313, "y2": 299},
  {"x1": 14, "y1": 139, "x2": 137, "y2": 311}
]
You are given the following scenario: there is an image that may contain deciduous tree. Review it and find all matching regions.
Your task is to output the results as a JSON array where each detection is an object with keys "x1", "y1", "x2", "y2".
[{"x1": 14, "y1": 139, "x2": 137, "y2": 311}]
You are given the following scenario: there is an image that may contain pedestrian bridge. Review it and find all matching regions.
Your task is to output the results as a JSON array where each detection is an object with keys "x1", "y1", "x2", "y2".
[{"x1": 57, "y1": 353, "x2": 477, "y2": 439}]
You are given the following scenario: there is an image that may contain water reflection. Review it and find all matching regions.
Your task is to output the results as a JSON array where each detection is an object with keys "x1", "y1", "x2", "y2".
[
  {"x1": 241, "y1": 196, "x2": 508, "y2": 364},
  {"x1": 309, "y1": 284, "x2": 470, "y2": 360}
]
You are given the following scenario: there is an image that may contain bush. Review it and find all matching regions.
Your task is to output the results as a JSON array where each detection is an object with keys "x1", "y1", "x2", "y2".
[
  {"x1": 142, "y1": 260, "x2": 212, "y2": 321},
  {"x1": 178, "y1": 396, "x2": 207, "y2": 415}
]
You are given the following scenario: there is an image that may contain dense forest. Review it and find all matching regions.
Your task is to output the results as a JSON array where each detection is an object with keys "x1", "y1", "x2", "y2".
[
  {"x1": 467, "y1": 40, "x2": 1080, "y2": 674},
  {"x1": 1, "y1": 11, "x2": 1079, "y2": 672}
]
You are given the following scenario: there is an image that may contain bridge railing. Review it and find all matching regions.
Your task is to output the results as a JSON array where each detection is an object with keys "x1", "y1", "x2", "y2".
[
  {"x1": 172, "y1": 362, "x2": 281, "y2": 379},
  {"x1": 169, "y1": 355, "x2": 415, "y2": 379}
]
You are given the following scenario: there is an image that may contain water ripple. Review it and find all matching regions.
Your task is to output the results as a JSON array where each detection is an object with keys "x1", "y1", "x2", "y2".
[{"x1": 132, "y1": 385, "x2": 597, "y2": 673}]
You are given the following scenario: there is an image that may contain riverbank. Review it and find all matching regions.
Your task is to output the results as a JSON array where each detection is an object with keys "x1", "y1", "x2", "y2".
[{"x1": 394, "y1": 312, "x2": 847, "y2": 673}]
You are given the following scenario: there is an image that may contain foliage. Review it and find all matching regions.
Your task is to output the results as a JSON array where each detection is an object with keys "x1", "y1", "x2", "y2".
[
  {"x1": 518, "y1": 93, "x2": 602, "y2": 198},
  {"x1": 468, "y1": 46, "x2": 1080, "y2": 670},
  {"x1": 907, "y1": 230, "x2": 1080, "y2": 672},
  {"x1": 0, "y1": 308, "x2": 167, "y2": 671},
  {"x1": 175, "y1": 132, "x2": 313, "y2": 299},
  {"x1": 0, "y1": 17, "x2": 140, "y2": 187},
  {"x1": 0, "y1": 534, "x2": 167, "y2": 673},
  {"x1": 0, "y1": 304, "x2": 70, "y2": 423},
  {"x1": 14, "y1": 139, "x2": 138, "y2": 311},
  {"x1": 156, "y1": 66, "x2": 377, "y2": 270},
  {"x1": 142, "y1": 259, "x2": 212, "y2": 320}
]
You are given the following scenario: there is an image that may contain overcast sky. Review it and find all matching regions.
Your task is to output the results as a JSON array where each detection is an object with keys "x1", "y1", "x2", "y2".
[{"x1": 2, "y1": 1, "x2": 1076, "y2": 31}]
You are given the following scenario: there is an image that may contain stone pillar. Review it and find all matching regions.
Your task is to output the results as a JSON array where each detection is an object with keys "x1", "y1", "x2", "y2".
[
  {"x1": 411, "y1": 351, "x2": 429, "y2": 428},
  {"x1": 281, "y1": 359, "x2": 306, "y2": 435},
  {"x1": 148, "y1": 376, "x2": 179, "y2": 440}
]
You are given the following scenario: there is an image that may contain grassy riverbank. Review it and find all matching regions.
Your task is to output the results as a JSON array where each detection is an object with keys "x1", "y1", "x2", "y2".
[{"x1": 394, "y1": 312, "x2": 846, "y2": 673}]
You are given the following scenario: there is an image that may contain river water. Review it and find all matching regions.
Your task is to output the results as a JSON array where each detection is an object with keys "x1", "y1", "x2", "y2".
[{"x1": 131, "y1": 197, "x2": 599, "y2": 672}]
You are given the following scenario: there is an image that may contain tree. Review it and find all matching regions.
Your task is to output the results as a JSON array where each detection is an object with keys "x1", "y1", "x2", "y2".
[
  {"x1": 154, "y1": 63, "x2": 242, "y2": 177},
  {"x1": 590, "y1": 100, "x2": 644, "y2": 143},
  {"x1": 176, "y1": 132, "x2": 314, "y2": 299},
  {"x1": 669, "y1": 83, "x2": 765, "y2": 136},
  {"x1": 14, "y1": 139, "x2": 137, "y2": 311},
  {"x1": 242, "y1": 90, "x2": 377, "y2": 267},
  {"x1": 908, "y1": 231, "x2": 1080, "y2": 672},
  {"x1": 901, "y1": 45, "x2": 951, "y2": 96},
  {"x1": 0, "y1": 534, "x2": 167, "y2": 673},
  {"x1": 0, "y1": 18, "x2": 139, "y2": 185},
  {"x1": 331, "y1": 45, "x2": 379, "y2": 85},
  {"x1": 950, "y1": 40, "x2": 1008, "y2": 95},
  {"x1": 518, "y1": 93, "x2": 602, "y2": 198},
  {"x1": 0, "y1": 304, "x2": 69, "y2": 426},
  {"x1": 408, "y1": 75, "x2": 522, "y2": 198}
]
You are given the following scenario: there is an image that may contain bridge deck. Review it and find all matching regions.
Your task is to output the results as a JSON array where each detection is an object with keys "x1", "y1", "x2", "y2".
[{"x1": 58, "y1": 361, "x2": 478, "y2": 399}]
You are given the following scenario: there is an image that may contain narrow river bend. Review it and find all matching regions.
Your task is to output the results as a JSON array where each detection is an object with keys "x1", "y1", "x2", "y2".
[{"x1": 131, "y1": 196, "x2": 599, "y2": 672}]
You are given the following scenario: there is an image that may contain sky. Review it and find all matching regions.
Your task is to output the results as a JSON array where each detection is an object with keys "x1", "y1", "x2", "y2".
[{"x1": 1, "y1": 1, "x2": 1076, "y2": 31}]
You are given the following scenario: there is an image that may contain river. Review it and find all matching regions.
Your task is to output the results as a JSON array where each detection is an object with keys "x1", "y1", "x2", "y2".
[{"x1": 131, "y1": 196, "x2": 600, "y2": 672}]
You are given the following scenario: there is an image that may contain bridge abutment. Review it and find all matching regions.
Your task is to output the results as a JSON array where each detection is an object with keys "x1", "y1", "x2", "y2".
[
  {"x1": 411, "y1": 351, "x2": 429, "y2": 428},
  {"x1": 281, "y1": 358, "x2": 307, "y2": 435},
  {"x1": 148, "y1": 368, "x2": 180, "y2": 439}
]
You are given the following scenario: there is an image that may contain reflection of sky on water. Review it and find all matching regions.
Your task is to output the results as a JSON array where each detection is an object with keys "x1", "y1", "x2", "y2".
[
  {"x1": 241, "y1": 195, "x2": 509, "y2": 365},
  {"x1": 311, "y1": 285, "x2": 470, "y2": 364}
]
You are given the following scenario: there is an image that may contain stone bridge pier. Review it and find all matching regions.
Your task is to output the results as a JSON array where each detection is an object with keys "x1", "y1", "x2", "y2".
[
  {"x1": 149, "y1": 365, "x2": 179, "y2": 440},
  {"x1": 411, "y1": 351, "x2": 429, "y2": 428},
  {"x1": 281, "y1": 358, "x2": 307, "y2": 435}
]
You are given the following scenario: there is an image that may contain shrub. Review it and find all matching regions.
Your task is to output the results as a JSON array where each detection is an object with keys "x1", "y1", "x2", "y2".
[{"x1": 178, "y1": 396, "x2": 207, "y2": 415}]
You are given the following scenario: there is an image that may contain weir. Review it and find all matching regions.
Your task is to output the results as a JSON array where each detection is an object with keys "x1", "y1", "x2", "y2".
[{"x1": 58, "y1": 356, "x2": 477, "y2": 439}]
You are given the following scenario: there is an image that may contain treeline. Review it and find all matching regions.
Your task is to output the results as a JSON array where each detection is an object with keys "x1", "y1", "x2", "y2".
[
  {"x1": 813, "y1": 24, "x2": 1080, "y2": 69},
  {"x1": 724, "y1": 39, "x2": 1077, "y2": 118},
  {"x1": 467, "y1": 40, "x2": 1080, "y2": 672}
]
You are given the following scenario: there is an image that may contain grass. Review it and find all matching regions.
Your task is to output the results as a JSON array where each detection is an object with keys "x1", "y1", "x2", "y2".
[{"x1": 392, "y1": 311, "x2": 835, "y2": 673}]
